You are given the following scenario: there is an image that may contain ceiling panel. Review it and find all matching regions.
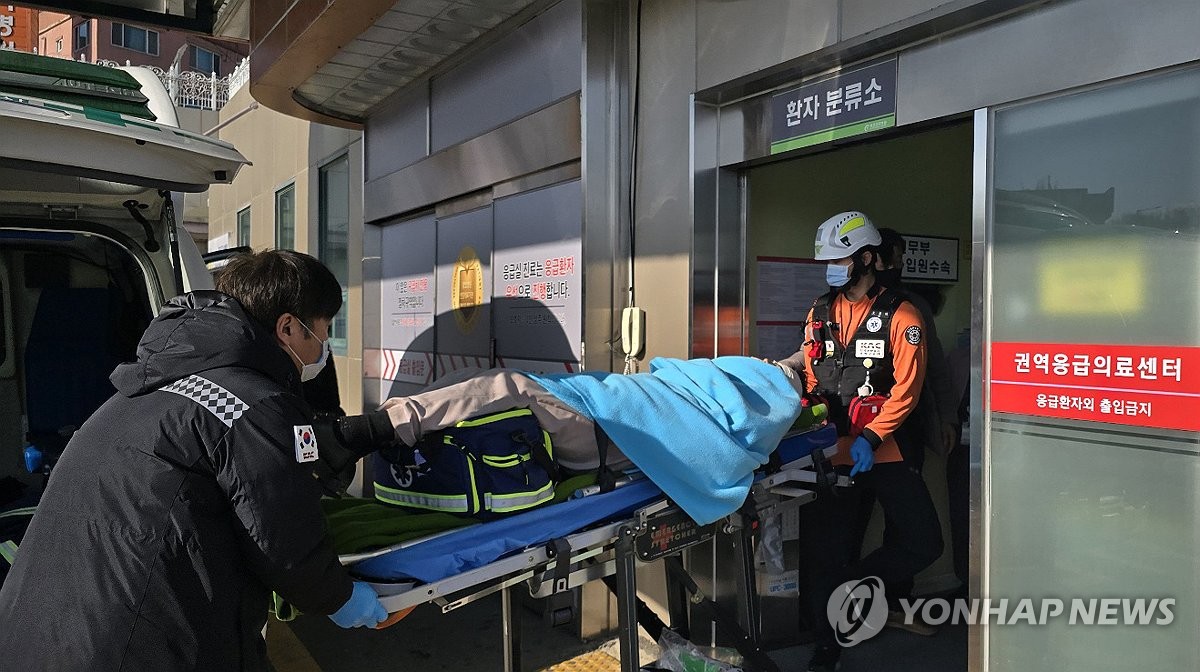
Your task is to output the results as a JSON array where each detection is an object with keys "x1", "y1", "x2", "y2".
[
  {"x1": 393, "y1": 0, "x2": 454, "y2": 18},
  {"x1": 329, "y1": 51, "x2": 381, "y2": 68},
  {"x1": 375, "y1": 11, "x2": 431, "y2": 32},
  {"x1": 292, "y1": 0, "x2": 543, "y2": 121},
  {"x1": 342, "y1": 40, "x2": 396, "y2": 57}
]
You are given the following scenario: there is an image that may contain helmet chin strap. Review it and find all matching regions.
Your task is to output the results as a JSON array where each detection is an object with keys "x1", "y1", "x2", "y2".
[
  {"x1": 841, "y1": 253, "x2": 868, "y2": 287},
  {"x1": 838, "y1": 251, "x2": 877, "y2": 297}
]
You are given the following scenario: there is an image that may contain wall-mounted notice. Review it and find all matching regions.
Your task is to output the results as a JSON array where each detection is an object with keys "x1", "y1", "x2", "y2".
[
  {"x1": 492, "y1": 180, "x2": 583, "y2": 363},
  {"x1": 991, "y1": 342, "x2": 1200, "y2": 432},
  {"x1": 900, "y1": 235, "x2": 958, "y2": 283},
  {"x1": 381, "y1": 214, "x2": 436, "y2": 354},
  {"x1": 755, "y1": 257, "x2": 827, "y2": 361}
]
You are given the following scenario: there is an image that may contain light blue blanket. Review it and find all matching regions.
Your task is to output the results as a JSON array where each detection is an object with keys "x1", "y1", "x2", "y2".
[{"x1": 527, "y1": 357, "x2": 802, "y2": 525}]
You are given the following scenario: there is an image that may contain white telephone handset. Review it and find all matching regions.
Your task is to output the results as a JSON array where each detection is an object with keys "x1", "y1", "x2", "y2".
[{"x1": 621, "y1": 307, "x2": 645, "y2": 358}]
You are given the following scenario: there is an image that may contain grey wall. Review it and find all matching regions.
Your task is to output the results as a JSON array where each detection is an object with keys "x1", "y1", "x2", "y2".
[
  {"x1": 362, "y1": 0, "x2": 585, "y2": 221},
  {"x1": 897, "y1": 0, "x2": 1200, "y2": 124},
  {"x1": 841, "y1": 0, "x2": 951, "y2": 37},
  {"x1": 693, "y1": 0, "x2": 1010, "y2": 95},
  {"x1": 364, "y1": 84, "x2": 428, "y2": 183},
  {"x1": 430, "y1": 0, "x2": 582, "y2": 151},
  {"x1": 631, "y1": 0, "x2": 697, "y2": 361},
  {"x1": 695, "y1": 0, "x2": 837, "y2": 92}
]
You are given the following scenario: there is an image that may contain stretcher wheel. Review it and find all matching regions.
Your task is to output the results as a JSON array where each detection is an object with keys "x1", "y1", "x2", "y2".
[{"x1": 375, "y1": 606, "x2": 417, "y2": 629}]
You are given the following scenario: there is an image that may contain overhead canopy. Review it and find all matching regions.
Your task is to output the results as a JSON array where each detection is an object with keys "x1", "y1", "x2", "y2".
[{"x1": 249, "y1": 0, "x2": 550, "y2": 126}]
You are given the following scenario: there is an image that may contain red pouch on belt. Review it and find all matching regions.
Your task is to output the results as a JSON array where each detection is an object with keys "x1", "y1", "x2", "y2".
[{"x1": 847, "y1": 395, "x2": 887, "y2": 437}]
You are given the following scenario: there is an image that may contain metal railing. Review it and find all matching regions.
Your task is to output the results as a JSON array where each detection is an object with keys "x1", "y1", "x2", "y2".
[{"x1": 92, "y1": 56, "x2": 249, "y2": 111}]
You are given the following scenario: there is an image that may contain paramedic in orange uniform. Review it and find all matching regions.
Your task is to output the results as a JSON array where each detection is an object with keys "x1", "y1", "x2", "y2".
[{"x1": 775, "y1": 211, "x2": 943, "y2": 672}]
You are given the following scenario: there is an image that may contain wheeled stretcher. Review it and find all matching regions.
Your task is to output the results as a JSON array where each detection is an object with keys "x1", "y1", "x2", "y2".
[{"x1": 339, "y1": 425, "x2": 847, "y2": 672}]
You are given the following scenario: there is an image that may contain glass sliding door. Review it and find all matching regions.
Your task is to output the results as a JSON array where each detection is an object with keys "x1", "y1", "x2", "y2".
[{"x1": 986, "y1": 66, "x2": 1200, "y2": 670}]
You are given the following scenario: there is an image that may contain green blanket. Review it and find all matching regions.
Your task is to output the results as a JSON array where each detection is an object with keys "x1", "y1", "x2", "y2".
[{"x1": 272, "y1": 473, "x2": 599, "y2": 621}]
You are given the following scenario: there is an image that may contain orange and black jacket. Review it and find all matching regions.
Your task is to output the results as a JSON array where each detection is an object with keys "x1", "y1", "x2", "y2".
[{"x1": 780, "y1": 286, "x2": 927, "y2": 466}]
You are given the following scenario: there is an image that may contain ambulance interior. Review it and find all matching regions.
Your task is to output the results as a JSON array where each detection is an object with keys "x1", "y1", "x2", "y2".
[
  {"x1": 0, "y1": 235, "x2": 155, "y2": 493},
  {"x1": 742, "y1": 119, "x2": 973, "y2": 667}
]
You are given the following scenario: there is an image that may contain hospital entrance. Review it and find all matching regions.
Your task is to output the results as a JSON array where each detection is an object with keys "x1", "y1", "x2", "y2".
[{"x1": 735, "y1": 120, "x2": 975, "y2": 669}]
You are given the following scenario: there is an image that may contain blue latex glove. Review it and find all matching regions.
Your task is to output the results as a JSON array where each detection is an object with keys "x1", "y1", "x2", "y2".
[
  {"x1": 848, "y1": 436, "x2": 875, "y2": 478},
  {"x1": 329, "y1": 581, "x2": 388, "y2": 629}
]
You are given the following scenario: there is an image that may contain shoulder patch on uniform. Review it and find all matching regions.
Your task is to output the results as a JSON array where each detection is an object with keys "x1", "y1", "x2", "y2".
[
  {"x1": 160, "y1": 375, "x2": 249, "y2": 427},
  {"x1": 294, "y1": 425, "x2": 319, "y2": 463},
  {"x1": 904, "y1": 325, "x2": 923, "y2": 345}
]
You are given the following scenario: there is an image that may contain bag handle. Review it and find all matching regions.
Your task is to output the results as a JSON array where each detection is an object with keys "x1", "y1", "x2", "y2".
[{"x1": 511, "y1": 429, "x2": 561, "y2": 483}]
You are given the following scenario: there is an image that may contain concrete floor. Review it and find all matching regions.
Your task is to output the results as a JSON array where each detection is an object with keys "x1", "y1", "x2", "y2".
[
  {"x1": 766, "y1": 624, "x2": 968, "y2": 672},
  {"x1": 270, "y1": 592, "x2": 968, "y2": 672}
]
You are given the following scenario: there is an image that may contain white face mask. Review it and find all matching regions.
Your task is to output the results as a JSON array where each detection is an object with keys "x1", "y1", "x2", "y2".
[{"x1": 286, "y1": 319, "x2": 330, "y2": 382}]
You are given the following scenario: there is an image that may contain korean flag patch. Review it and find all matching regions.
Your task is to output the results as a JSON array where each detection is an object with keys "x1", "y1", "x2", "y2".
[
  {"x1": 294, "y1": 425, "x2": 319, "y2": 463},
  {"x1": 904, "y1": 325, "x2": 923, "y2": 346}
]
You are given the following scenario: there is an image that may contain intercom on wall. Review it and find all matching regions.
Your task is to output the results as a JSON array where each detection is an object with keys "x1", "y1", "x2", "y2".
[{"x1": 621, "y1": 306, "x2": 645, "y2": 358}]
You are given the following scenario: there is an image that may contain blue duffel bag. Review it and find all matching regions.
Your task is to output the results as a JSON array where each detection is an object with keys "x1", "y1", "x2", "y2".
[{"x1": 373, "y1": 408, "x2": 560, "y2": 518}]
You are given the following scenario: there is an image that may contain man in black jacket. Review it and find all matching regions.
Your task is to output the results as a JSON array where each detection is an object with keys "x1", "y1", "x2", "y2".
[{"x1": 0, "y1": 250, "x2": 387, "y2": 671}]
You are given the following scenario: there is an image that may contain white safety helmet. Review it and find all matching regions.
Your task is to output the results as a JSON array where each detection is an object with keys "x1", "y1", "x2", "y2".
[{"x1": 813, "y1": 211, "x2": 882, "y2": 261}]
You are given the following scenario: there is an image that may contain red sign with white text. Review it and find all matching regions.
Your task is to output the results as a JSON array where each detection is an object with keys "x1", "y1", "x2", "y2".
[{"x1": 990, "y1": 342, "x2": 1200, "y2": 432}]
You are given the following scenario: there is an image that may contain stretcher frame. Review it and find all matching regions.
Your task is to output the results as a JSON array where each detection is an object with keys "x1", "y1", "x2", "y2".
[{"x1": 345, "y1": 443, "x2": 849, "y2": 672}]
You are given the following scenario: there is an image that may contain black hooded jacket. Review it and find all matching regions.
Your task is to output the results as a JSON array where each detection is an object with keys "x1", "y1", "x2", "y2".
[{"x1": 0, "y1": 291, "x2": 352, "y2": 671}]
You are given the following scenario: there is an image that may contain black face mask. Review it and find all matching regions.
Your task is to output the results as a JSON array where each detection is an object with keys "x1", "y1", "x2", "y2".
[{"x1": 876, "y1": 268, "x2": 902, "y2": 288}]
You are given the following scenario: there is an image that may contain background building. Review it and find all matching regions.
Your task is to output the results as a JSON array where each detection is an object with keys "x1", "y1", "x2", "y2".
[
  {"x1": 0, "y1": 5, "x2": 38, "y2": 52},
  {"x1": 207, "y1": 85, "x2": 364, "y2": 412},
  {"x1": 36, "y1": 10, "x2": 245, "y2": 74}
]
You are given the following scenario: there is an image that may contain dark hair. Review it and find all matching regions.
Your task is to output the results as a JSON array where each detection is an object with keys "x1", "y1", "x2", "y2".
[
  {"x1": 215, "y1": 249, "x2": 342, "y2": 331},
  {"x1": 849, "y1": 245, "x2": 880, "y2": 282},
  {"x1": 876, "y1": 228, "x2": 907, "y2": 268}
]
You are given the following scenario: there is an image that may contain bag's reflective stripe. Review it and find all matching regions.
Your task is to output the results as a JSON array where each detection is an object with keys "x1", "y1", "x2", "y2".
[
  {"x1": 454, "y1": 408, "x2": 533, "y2": 427},
  {"x1": 0, "y1": 539, "x2": 17, "y2": 565},
  {"x1": 0, "y1": 507, "x2": 37, "y2": 520},
  {"x1": 373, "y1": 485, "x2": 470, "y2": 512},
  {"x1": 466, "y1": 457, "x2": 480, "y2": 513},
  {"x1": 481, "y1": 454, "x2": 527, "y2": 468},
  {"x1": 485, "y1": 481, "x2": 555, "y2": 513}
]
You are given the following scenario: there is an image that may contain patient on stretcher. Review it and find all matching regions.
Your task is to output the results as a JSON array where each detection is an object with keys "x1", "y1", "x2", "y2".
[{"x1": 331, "y1": 356, "x2": 810, "y2": 526}]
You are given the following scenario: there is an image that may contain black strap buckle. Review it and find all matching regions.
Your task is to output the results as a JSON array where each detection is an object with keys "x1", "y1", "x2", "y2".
[{"x1": 546, "y1": 537, "x2": 572, "y2": 593}]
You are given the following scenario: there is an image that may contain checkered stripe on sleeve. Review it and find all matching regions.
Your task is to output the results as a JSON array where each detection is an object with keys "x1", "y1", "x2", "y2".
[{"x1": 160, "y1": 375, "x2": 249, "y2": 427}]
